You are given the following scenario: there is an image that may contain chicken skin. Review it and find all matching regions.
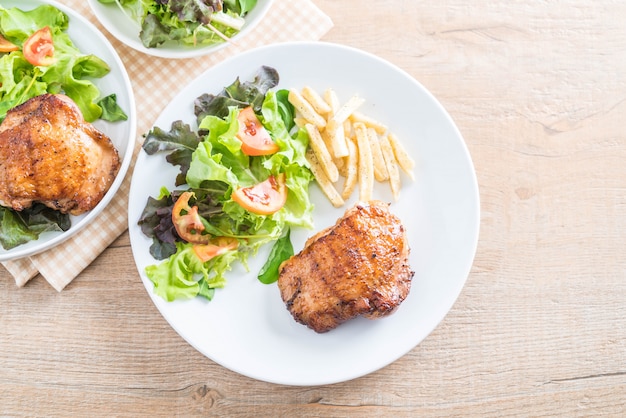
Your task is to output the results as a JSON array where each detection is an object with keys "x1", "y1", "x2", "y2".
[
  {"x1": 278, "y1": 200, "x2": 414, "y2": 333},
  {"x1": 0, "y1": 94, "x2": 120, "y2": 215}
]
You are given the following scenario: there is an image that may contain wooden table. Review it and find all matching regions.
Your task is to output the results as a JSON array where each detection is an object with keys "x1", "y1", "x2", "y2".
[{"x1": 2, "y1": 1, "x2": 625, "y2": 416}]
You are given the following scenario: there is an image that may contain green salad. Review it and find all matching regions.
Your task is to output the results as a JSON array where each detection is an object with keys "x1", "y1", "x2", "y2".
[
  {"x1": 138, "y1": 66, "x2": 314, "y2": 302},
  {"x1": 0, "y1": 4, "x2": 126, "y2": 124},
  {"x1": 0, "y1": 4, "x2": 127, "y2": 250},
  {"x1": 97, "y1": 0, "x2": 258, "y2": 48}
]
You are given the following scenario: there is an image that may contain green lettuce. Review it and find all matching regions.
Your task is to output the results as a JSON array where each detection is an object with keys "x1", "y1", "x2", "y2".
[
  {"x1": 146, "y1": 242, "x2": 234, "y2": 302},
  {"x1": 0, "y1": 205, "x2": 71, "y2": 250},
  {"x1": 257, "y1": 228, "x2": 293, "y2": 284},
  {"x1": 188, "y1": 91, "x2": 314, "y2": 232},
  {"x1": 140, "y1": 78, "x2": 314, "y2": 302},
  {"x1": 98, "y1": 0, "x2": 258, "y2": 49},
  {"x1": 0, "y1": 4, "x2": 127, "y2": 123}
]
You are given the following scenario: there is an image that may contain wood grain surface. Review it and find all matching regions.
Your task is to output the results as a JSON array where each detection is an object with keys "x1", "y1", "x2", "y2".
[{"x1": 1, "y1": 0, "x2": 625, "y2": 416}]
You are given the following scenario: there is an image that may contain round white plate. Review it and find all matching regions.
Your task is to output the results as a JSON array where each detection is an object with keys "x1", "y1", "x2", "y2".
[
  {"x1": 0, "y1": 0, "x2": 136, "y2": 262},
  {"x1": 87, "y1": 0, "x2": 274, "y2": 59},
  {"x1": 128, "y1": 42, "x2": 480, "y2": 386}
]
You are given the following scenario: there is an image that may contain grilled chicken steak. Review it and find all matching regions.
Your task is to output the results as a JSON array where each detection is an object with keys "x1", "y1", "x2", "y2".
[
  {"x1": 0, "y1": 94, "x2": 120, "y2": 215},
  {"x1": 278, "y1": 200, "x2": 414, "y2": 333}
]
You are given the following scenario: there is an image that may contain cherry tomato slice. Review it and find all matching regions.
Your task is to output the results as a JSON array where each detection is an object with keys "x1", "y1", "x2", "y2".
[
  {"x1": 236, "y1": 106, "x2": 279, "y2": 156},
  {"x1": 192, "y1": 237, "x2": 239, "y2": 263},
  {"x1": 23, "y1": 26, "x2": 55, "y2": 66},
  {"x1": 0, "y1": 34, "x2": 18, "y2": 52},
  {"x1": 231, "y1": 173, "x2": 287, "y2": 215},
  {"x1": 171, "y1": 191, "x2": 210, "y2": 244}
]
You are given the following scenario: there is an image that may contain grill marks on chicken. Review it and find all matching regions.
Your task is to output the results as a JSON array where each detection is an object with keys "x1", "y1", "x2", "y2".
[
  {"x1": 0, "y1": 94, "x2": 120, "y2": 215},
  {"x1": 278, "y1": 200, "x2": 414, "y2": 333}
]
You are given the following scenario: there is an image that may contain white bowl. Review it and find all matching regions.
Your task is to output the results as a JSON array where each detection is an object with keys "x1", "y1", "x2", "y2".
[
  {"x1": 0, "y1": 0, "x2": 136, "y2": 262},
  {"x1": 87, "y1": 0, "x2": 274, "y2": 59}
]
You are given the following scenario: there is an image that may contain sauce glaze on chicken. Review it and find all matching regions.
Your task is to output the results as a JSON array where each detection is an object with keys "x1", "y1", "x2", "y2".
[
  {"x1": 278, "y1": 200, "x2": 414, "y2": 333},
  {"x1": 0, "y1": 94, "x2": 120, "y2": 216}
]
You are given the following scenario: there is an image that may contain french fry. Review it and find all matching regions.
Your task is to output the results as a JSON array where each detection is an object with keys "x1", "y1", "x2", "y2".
[
  {"x1": 341, "y1": 136, "x2": 359, "y2": 200},
  {"x1": 300, "y1": 87, "x2": 414, "y2": 206},
  {"x1": 350, "y1": 111, "x2": 388, "y2": 135},
  {"x1": 387, "y1": 132, "x2": 415, "y2": 180},
  {"x1": 379, "y1": 135, "x2": 401, "y2": 201},
  {"x1": 293, "y1": 116, "x2": 308, "y2": 128},
  {"x1": 301, "y1": 86, "x2": 331, "y2": 115},
  {"x1": 353, "y1": 122, "x2": 374, "y2": 202},
  {"x1": 343, "y1": 119, "x2": 353, "y2": 138},
  {"x1": 326, "y1": 95, "x2": 365, "y2": 133},
  {"x1": 320, "y1": 125, "x2": 334, "y2": 153},
  {"x1": 327, "y1": 139, "x2": 346, "y2": 178},
  {"x1": 305, "y1": 123, "x2": 339, "y2": 183},
  {"x1": 324, "y1": 95, "x2": 364, "y2": 159},
  {"x1": 328, "y1": 118, "x2": 350, "y2": 158},
  {"x1": 323, "y1": 88, "x2": 341, "y2": 112},
  {"x1": 288, "y1": 89, "x2": 326, "y2": 128},
  {"x1": 306, "y1": 148, "x2": 345, "y2": 207},
  {"x1": 322, "y1": 89, "x2": 350, "y2": 158},
  {"x1": 334, "y1": 152, "x2": 347, "y2": 177},
  {"x1": 367, "y1": 127, "x2": 389, "y2": 182}
]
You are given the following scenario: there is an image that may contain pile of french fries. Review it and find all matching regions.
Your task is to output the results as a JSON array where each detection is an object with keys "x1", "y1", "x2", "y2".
[{"x1": 288, "y1": 87, "x2": 415, "y2": 207}]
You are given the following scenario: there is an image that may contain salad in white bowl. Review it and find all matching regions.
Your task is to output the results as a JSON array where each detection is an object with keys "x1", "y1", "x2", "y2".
[{"x1": 88, "y1": 0, "x2": 274, "y2": 58}]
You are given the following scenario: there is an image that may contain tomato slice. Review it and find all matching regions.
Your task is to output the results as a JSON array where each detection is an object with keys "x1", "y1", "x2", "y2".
[
  {"x1": 23, "y1": 26, "x2": 55, "y2": 66},
  {"x1": 231, "y1": 173, "x2": 287, "y2": 215},
  {"x1": 171, "y1": 191, "x2": 210, "y2": 244},
  {"x1": 236, "y1": 106, "x2": 279, "y2": 156},
  {"x1": 192, "y1": 237, "x2": 239, "y2": 263},
  {"x1": 0, "y1": 34, "x2": 18, "y2": 52}
]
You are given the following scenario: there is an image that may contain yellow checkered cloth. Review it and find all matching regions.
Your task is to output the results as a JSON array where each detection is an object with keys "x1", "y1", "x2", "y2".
[{"x1": 2, "y1": 0, "x2": 333, "y2": 291}]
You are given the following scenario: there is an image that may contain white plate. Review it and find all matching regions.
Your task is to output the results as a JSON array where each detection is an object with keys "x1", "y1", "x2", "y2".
[
  {"x1": 0, "y1": 0, "x2": 136, "y2": 262},
  {"x1": 87, "y1": 0, "x2": 274, "y2": 59},
  {"x1": 128, "y1": 42, "x2": 480, "y2": 386}
]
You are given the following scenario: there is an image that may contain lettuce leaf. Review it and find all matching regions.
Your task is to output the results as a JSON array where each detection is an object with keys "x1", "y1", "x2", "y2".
[
  {"x1": 223, "y1": 0, "x2": 258, "y2": 15},
  {"x1": 194, "y1": 65, "x2": 279, "y2": 122},
  {"x1": 0, "y1": 4, "x2": 127, "y2": 123},
  {"x1": 141, "y1": 69, "x2": 314, "y2": 301},
  {"x1": 187, "y1": 91, "x2": 314, "y2": 231},
  {"x1": 100, "y1": 0, "x2": 257, "y2": 49},
  {"x1": 143, "y1": 120, "x2": 203, "y2": 185},
  {"x1": 0, "y1": 205, "x2": 70, "y2": 250},
  {"x1": 145, "y1": 242, "x2": 234, "y2": 302},
  {"x1": 257, "y1": 228, "x2": 293, "y2": 284},
  {"x1": 98, "y1": 94, "x2": 129, "y2": 122}
]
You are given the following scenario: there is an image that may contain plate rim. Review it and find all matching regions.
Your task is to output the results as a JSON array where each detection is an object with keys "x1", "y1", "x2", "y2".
[{"x1": 128, "y1": 40, "x2": 480, "y2": 386}]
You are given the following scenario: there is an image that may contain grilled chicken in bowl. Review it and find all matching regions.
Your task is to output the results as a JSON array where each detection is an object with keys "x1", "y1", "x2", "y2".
[{"x1": 0, "y1": 94, "x2": 121, "y2": 216}]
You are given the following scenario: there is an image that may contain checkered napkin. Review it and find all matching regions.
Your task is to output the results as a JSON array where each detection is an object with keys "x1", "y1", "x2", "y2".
[{"x1": 2, "y1": 0, "x2": 333, "y2": 291}]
